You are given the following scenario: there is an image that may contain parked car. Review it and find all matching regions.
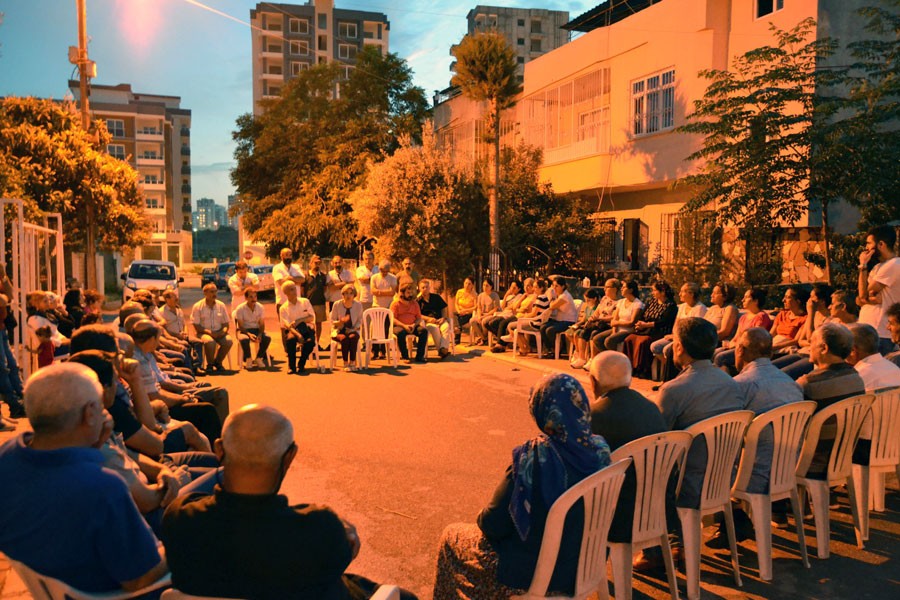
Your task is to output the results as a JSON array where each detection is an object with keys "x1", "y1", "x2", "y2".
[
  {"x1": 214, "y1": 262, "x2": 236, "y2": 290},
  {"x1": 200, "y1": 267, "x2": 216, "y2": 287},
  {"x1": 252, "y1": 264, "x2": 275, "y2": 295},
  {"x1": 121, "y1": 260, "x2": 182, "y2": 301}
]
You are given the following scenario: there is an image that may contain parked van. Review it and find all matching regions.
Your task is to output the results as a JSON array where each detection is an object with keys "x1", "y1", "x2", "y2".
[{"x1": 121, "y1": 260, "x2": 182, "y2": 301}]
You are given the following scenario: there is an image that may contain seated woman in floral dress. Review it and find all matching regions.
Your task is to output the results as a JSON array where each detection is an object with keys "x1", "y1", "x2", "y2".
[
  {"x1": 433, "y1": 373, "x2": 611, "y2": 599},
  {"x1": 622, "y1": 281, "x2": 677, "y2": 378}
]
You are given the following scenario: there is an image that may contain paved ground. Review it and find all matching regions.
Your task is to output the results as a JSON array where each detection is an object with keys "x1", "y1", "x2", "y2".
[{"x1": 1, "y1": 293, "x2": 899, "y2": 599}]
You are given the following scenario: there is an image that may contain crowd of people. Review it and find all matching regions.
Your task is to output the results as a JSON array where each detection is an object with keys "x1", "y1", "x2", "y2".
[{"x1": 0, "y1": 224, "x2": 897, "y2": 598}]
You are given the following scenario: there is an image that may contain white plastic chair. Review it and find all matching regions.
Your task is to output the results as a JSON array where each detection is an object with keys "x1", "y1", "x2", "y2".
[
  {"x1": 161, "y1": 584, "x2": 400, "y2": 600},
  {"x1": 851, "y1": 387, "x2": 900, "y2": 540},
  {"x1": 732, "y1": 401, "x2": 816, "y2": 581},
  {"x1": 10, "y1": 560, "x2": 171, "y2": 600},
  {"x1": 796, "y1": 393, "x2": 874, "y2": 559},
  {"x1": 328, "y1": 333, "x2": 363, "y2": 370},
  {"x1": 608, "y1": 431, "x2": 693, "y2": 600},
  {"x1": 511, "y1": 458, "x2": 632, "y2": 600},
  {"x1": 678, "y1": 410, "x2": 754, "y2": 600},
  {"x1": 360, "y1": 307, "x2": 398, "y2": 368},
  {"x1": 513, "y1": 318, "x2": 543, "y2": 358}
]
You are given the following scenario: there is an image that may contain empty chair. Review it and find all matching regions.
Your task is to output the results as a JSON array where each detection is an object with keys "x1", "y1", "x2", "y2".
[
  {"x1": 851, "y1": 387, "x2": 900, "y2": 540},
  {"x1": 796, "y1": 393, "x2": 874, "y2": 559},
  {"x1": 10, "y1": 560, "x2": 171, "y2": 600},
  {"x1": 608, "y1": 431, "x2": 693, "y2": 600},
  {"x1": 732, "y1": 401, "x2": 816, "y2": 581},
  {"x1": 511, "y1": 457, "x2": 632, "y2": 600},
  {"x1": 360, "y1": 307, "x2": 398, "y2": 368},
  {"x1": 678, "y1": 410, "x2": 754, "y2": 599}
]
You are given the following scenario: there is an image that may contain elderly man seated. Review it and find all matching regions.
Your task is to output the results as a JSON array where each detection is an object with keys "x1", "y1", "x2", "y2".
[
  {"x1": 233, "y1": 288, "x2": 272, "y2": 369},
  {"x1": 0, "y1": 362, "x2": 168, "y2": 594},
  {"x1": 279, "y1": 281, "x2": 317, "y2": 374},
  {"x1": 190, "y1": 283, "x2": 234, "y2": 372},
  {"x1": 417, "y1": 278, "x2": 451, "y2": 359},
  {"x1": 162, "y1": 404, "x2": 417, "y2": 599}
]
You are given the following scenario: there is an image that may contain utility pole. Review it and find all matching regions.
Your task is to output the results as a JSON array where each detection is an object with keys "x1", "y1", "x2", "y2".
[{"x1": 74, "y1": 0, "x2": 98, "y2": 289}]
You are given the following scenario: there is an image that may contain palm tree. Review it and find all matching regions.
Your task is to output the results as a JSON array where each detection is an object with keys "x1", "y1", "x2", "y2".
[{"x1": 451, "y1": 32, "x2": 521, "y2": 252}]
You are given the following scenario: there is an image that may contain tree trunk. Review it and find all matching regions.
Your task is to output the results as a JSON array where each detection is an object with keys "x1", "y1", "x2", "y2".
[
  {"x1": 822, "y1": 199, "x2": 832, "y2": 285},
  {"x1": 490, "y1": 98, "x2": 500, "y2": 252}
]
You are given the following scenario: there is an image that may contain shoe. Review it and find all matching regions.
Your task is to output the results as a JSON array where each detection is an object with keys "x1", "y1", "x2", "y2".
[
  {"x1": 705, "y1": 523, "x2": 750, "y2": 549},
  {"x1": 439, "y1": 347, "x2": 451, "y2": 359},
  {"x1": 633, "y1": 546, "x2": 683, "y2": 573},
  {"x1": 771, "y1": 512, "x2": 789, "y2": 529},
  {"x1": 213, "y1": 362, "x2": 225, "y2": 372},
  {"x1": 287, "y1": 368, "x2": 297, "y2": 374},
  {"x1": 652, "y1": 384, "x2": 661, "y2": 392},
  {"x1": 254, "y1": 358, "x2": 266, "y2": 368},
  {"x1": 243, "y1": 359, "x2": 253, "y2": 370},
  {"x1": 343, "y1": 366, "x2": 352, "y2": 372},
  {"x1": 500, "y1": 334, "x2": 513, "y2": 343},
  {"x1": 318, "y1": 345, "x2": 329, "y2": 352},
  {"x1": 570, "y1": 358, "x2": 586, "y2": 369},
  {"x1": 413, "y1": 357, "x2": 427, "y2": 364},
  {"x1": 490, "y1": 344, "x2": 506, "y2": 353}
]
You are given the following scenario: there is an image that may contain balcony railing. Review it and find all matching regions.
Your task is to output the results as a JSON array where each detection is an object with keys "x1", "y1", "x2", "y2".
[
  {"x1": 180, "y1": 147, "x2": 190, "y2": 156},
  {"x1": 181, "y1": 184, "x2": 191, "y2": 193},
  {"x1": 180, "y1": 127, "x2": 190, "y2": 137},
  {"x1": 181, "y1": 165, "x2": 191, "y2": 175}
]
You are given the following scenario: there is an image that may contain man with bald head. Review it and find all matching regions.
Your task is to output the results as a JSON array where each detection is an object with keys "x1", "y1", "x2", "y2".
[
  {"x1": 162, "y1": 405, "x2": 414, "y2": 599},
  {"x1": 0, "y1": 363, "x2": 166, "y2": 594}
]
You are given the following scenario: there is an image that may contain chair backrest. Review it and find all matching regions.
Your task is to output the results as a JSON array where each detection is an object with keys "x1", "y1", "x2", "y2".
[
  {"x1": 685, "y1": 410, "x2": 755, "y2": 510},
  {"x1": 796, "y1": 393, "x2": 874, "y2": 482},
  {"x1": 733, "y1": 401, "x2": 816, "y2": 497},
  {"x1": 361, "y1": 307, "x2": 394, "y2": 341},
  {"x1": 10, "y1": 559, "x2": 171, "y2": 600},
  {"x1": 610, "y1": 431, "x2": 692, "y2": 544},
  {"x1": 525, "y1": 458, "x2": 632, "y2": 599},
  {"x1": 867, "y1": 387, "x2": 900, "y2": 469}
]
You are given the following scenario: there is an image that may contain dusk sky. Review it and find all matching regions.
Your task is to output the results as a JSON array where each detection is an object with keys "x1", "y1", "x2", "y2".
[{"x1": 0, "y1": 0, "x2": 592, "y2": 207}]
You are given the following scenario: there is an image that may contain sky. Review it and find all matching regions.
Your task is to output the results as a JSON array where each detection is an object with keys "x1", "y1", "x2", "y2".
[{"x1": 0, "y1": 0, "x2": 594, "y2": 207}]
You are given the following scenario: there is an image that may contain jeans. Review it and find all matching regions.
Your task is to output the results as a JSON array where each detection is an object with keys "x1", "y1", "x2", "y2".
[
  {"x1": 540, "y1": 319, "x2": 575, "y2": 354},
  {"x1": 0, "y1": 330, "x2": 24, "y2": 412},
  {"x1": 395, "y1": 325, "x2": 428, "y2": 360},
  {"x1": 238, "y1": 328, "x2": 271, "y2": 360}
]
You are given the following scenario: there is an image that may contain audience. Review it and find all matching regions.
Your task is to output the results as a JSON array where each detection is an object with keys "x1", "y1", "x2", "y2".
[
  {"x1": 417, "y1": 278, "x2": 452, "y2": 359},
  {"x1": 279, "y1": 281, "x2": 317, "y2": 374},
  {"x1": 886, "y1": 302, "x2": 900, "y2": 367},
  {"x1": 233, "y1": 288, "x2": 272, "y2": 369},
  {"x1": 487, "y1": 279, "x2": 529, "y2": 353},
  {"x1": 594, "y1": 279, "x2": 643, "y2": 355},
  {"x1": 714, "y1": 287, "x2": 773, "y2": 374},
  {"x1": 858, "y1": 225, "x2": 900, "y2": 355},
  {"x1": 226, "y1": 261, "x2": 259, "y2": 314},
  {"x1": 539, "y1": 277, "x2": 579, "y2": 359},
  {"x1": 355, "y1": 251, "x2": 378, "y2": 311},
  {"x1": 273, "y1": 247, "x2": 305, "y2": 315},
  {"x1": 470, "y1": 279, "x2": 500, "y2": 346},
  {"x1": 704, "y1": 283, "x2": 739, "y2": 347},
  {"x1": 770, "y1": 286, "x2": 809, "y2": 355},
  {"x1": 453, "y1": 277, "x2": 477, "y2": 341},
  {"x1": 190, "y1": 283, "x2": 234, "y2": 372},
  {"x1": 578, "y1": 279, "x2": 621, "y2": 358},
  {"x1": 771, "y1": 283, "x2": 833, "y2": 379},
  {"x1": 331, "y1": 283, "x2": 363, "y2": 370},
  {"x1": 303, "y1": 255, "x2": 328, "y2": 345},
  {"x1": 391, "y1": 283, "x2": 429, "y2": 363},
  {"x1": 326, "y1": 255, "x2": 356, "y2": 314},
  {"x1": 650, "y1": 281, "x2": 707, "y2": 381},
  {"x1": 0, "y1": 293, "x2": 25, "y2": 419},
  {"x1": 623, "y1": 281, "x2": 677, "y2": 378},
  {"x1": 433, "y1": 373, "x2": 610, "y2": 598},
  {"x1": 566, "y1": 287, "x2": 599, "y2": 369},
  {"x1": 504, "y1": 279, "x2": 551, "y2": 356}
]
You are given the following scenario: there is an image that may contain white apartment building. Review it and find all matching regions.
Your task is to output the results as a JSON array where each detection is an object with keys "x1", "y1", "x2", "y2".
[{"x1": 250, "y1": 0, "x2": 390, "y2": 114}]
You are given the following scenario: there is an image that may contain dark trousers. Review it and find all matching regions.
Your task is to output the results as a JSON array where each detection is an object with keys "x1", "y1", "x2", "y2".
[
  {"x1": 395, "y1": 325, "x2": 428, "y2": 360},
  {"x1": 169, "y1": 401, "x2": 222, "y2": 442},
  {"x1": 335, "y1": 331, "x2": 360, "y2": 362},
  {"x1": 540, "y1": 319, "x2": 574, "y2": 354},
  {"x1": 284, "y1": 323, "x2": 315, "y2": 371},
  {"x1": 238, "y1": 328, "x2": 272, "y2": 360}
]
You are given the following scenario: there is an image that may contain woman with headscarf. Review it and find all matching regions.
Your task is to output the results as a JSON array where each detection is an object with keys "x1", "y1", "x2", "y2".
[{"x1": 433, "y1": 373, "x2": 611, "y2": 599}]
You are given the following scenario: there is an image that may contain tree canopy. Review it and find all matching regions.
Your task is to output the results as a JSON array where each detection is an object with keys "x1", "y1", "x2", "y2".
[
  {"x1": 230, "y1": 47, "x2": 430, "y2": 258},
  {"x1": 0, "y1": 97, "x2": 150, "y2": 251}
]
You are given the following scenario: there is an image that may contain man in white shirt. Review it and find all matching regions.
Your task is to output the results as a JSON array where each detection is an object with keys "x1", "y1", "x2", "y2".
[
  {"x1": 325, "y1": 255, "x2": 355, "y2": 312},
  {"x1": 233, "y1": 289, "x2": 271, "y2": 369},
  {"x1": 370, "y1": 260, "x2": 398, "y2": 310},
  {"x1": 858, "y1": 225, "x2": 900, "y2": 354},
  {"x1": 278, "y1": 282, "x2": 316, "y2": 374},
  {"x1": 227, "y1": 262, "x2": 259, "y2": 314},
  {"x1": 355, "y1": 251, "x2": 378, "y2": 311},
  {"x1": 272, "y1": 248, "x2": 305, "y2": 313},
  {"x1": 190, "y1": 284, "x2": 233, "y2": 372}
]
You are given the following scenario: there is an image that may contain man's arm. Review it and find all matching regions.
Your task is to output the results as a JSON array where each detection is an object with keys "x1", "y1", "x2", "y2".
[{"x1": 121, "y1": 556, "x2": 168, "y2": 593}]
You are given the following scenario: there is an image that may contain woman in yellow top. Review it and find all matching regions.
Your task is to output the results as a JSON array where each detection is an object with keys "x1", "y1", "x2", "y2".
[{"x1": 454, "y1": 277, "x2": 478, "y2": 343}]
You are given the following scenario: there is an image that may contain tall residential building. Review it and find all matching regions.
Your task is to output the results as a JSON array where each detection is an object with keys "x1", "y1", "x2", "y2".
[
  {"x1": 249, "y1": 0, "x2": 390, "y2": 114},
  {"x1": 70, "y1": 81, "x2": 192, "y2": 265},
  {"x1": 193, "y1": 197, "x2": 231, "y2": 231},
  {"x1": 226, "y1": 194, "x2": 240, "y2": 229}
]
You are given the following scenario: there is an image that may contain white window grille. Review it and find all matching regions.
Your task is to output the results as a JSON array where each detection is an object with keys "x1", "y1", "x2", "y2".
[{"x1": 631, "y1": 68, "x2": 675, "y2": 136}]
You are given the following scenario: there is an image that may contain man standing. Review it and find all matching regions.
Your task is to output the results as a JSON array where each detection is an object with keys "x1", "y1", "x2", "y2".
[
  {"x1": 886, "y1": 303, "x2": 900, "y2": 366},
  {"x1": 370, "y1": 260, "x2": 398, "y2": 360},
  {"x1": 397, "y1": 257, "x2": 418, "y2": 291},
  {"x1": 303, "y1": 255, "x2": 328, "y2": 344},
  {"x1": 391, "y1": 283, "x2": 428, "y2": 364},
  {"x1": 233, "y1": 288, "x2": 272, "y2": 369},
  {"x1": 279, "y1": 282, "x2": 317, "y2": 374},
  {"x1": 0, "y1": 363, "x2": 167, "y2": 594},
  {"x1": 273, "y1": 248, "x2": 305, "y2": 315},
  {"x1": 858, "y1": 225, "x2": 900, "y2": 355},
  {"x1": 190, "y1": 283, "x2": 234, "y2": 372},
  {"x1": 356, "y1": 251, "x2": 378, "y2": 311},
  {"x1": 227, "y1": 261, "x2": 259, "y2": 314},
  {"x1": 326, "y1": 255, "x2": 355, "y2": 314},
  {"x1": 417, "y1": 279, "x2": 451, "y2": 359}
]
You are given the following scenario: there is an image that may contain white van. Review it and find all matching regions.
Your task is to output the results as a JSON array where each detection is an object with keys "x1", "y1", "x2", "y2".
[{"x1": 121, "y1": 260, "x2": 183, "y2": 301}]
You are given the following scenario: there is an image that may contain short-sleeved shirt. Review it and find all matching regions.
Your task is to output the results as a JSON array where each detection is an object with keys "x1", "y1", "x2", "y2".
[
  {"x1": 476, "y1": 291, "x2": 501, "y2": 316},
  {"x1": 191, "y1": 299, "x2": 230, "y2": 333},
  {"x1": 371, "y1": 272, "x2": 398, "y2": 309},
  {"x1": 798, "y1": 362, "x2": 866, "y2": 412},
  {"x1": 861, "y1": 257, "x2": 900, "y2": 337},
  {"x1": 109, "y1": 381, "x2": 143, "y2": 440},
  {"x1": 0, "y1": 434, "x2": 160, "y2": 593},
  {"x1": 227, "y1": 273, "x2": 259, "y2": 309},
  {"x1": 771, "y1": 310, "x2": 807, "y2": 341},
  {"x1": 551, "y1": 290, "x2": 578, "y2": 322},
  {"x1": 302, "y1": 271, "x2": 327, "y2": 306},
  {"x1": 133, "y1": 346, "x2": 169, "y2": 393},
  {"x1": 455, "y1": 289, "x2": 477, "y2": 314},
  {"x1": 391, "y1": 298, "x2": 422, "y2": 326},
  {"x1": 273, "y1": 262, "x2": 304, "y2": 306},
  {"x1": 232, "y1": 302, "x2": 266, "y2": 330},
  {"x1": 677, "y1": 302, "x2": 708, "y2": 321},
  {"x1": 325, "y1": 269, "x2": 355, "y2": 304},
  {"x1": 279, "y1": 298, "x2": 315, "y2": 329},
  {"x1": 613, "y1": 297, "x2": 644, "y2": 333},
  {"x1": 161, "y1": 305, "x2": 187, "y2": 337},
  {"x1": 418, "y1": 293, "x2": 448, "y2": 320},
  {"x1": 355, "y1": 265, "x2": 379, "y2": 304}
]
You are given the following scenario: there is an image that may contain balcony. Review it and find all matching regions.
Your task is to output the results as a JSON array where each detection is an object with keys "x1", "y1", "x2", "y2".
[
  {"x1": 181, "y1": 203, "x2": 192, "y2": 213},
  {"x1": 135, "y1": 128, "x2": 163, "y2": 142},
  {"x1": 180, "y1": 147, "x2": 190, "y2": 156},
  {"x1": 261, "y1": 45, "x2": 283, "y2": 59},
  {"x1": 262, "y1": 68, "x2": 284, "y2": 80},
  {"x1": 136, "y1": 154, "x2": 164, "y2": 166},
  {"x1": 181, "y1": 165, "x2": 191, "y2": 175},
  {"x1": 180, "y1": 127, "x2": 190, "y2": 137},
  {"x1": 181, "y1": 184, "x2": 191, "y2": 194},
  {"x1": 145, "y1": 206, "x2": 167, "y2": 215},
  {"x1": 141, "y1": 181, "x2": 165, "y2": 192}
]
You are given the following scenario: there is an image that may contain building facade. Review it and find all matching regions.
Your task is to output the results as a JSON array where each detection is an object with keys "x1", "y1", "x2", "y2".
[
  {"x1": 70, "y1": 81, "x2": 192, "y2": 266},
  {"x1": 250, "y1": 0, "x2": 390, "y2": 114}
]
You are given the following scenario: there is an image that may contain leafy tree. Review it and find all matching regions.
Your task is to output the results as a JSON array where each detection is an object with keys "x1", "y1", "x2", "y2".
[
  {"x1": 230, "y1": 47, "x2": 429, "y2": 258},
  {"x1": 0, "y1": 97, "x2": 150, "y2": 251},
  {"x1": 351, "y1": 127, "x2": 487, "y2": 286},
  {"x1": 451, "y1": 31, "x2": 521, "y2": 252}
]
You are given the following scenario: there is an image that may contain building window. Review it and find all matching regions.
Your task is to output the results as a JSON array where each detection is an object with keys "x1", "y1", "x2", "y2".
[
  {"x1": 338, "y1": 43, "x2": 357, "y2": 60},
  {"x1": 317, "y1": 13, "x2": 327, "y2": 29},
  {"x1": 289, "y1": 18, "x2": 309, "y2": 34},
  {"x1": 517, "y1": 56, "x2": 525, "y2": 64},
  {"x1": 143, "y1": 174, "x2": 160, "y2": 184},
  {"x1": 631, "y1": 68, "x2": 675, "y2": 136},
  {"x1": 106, "y1": 119, "x2": 125, "y2": 138},
  {"x1": 266, "y1": 44, "x2": 282, "y2": 53},
  {"x1": 291, "y1": 61, "x2": 310, "y2": 75},
  {"x1": 318, "y1": 35, "x2": 327, "y2": 51},
  {"x1": 290, "y1": 40, "x2": 309, "y2": 55},
  {"x1": 756, "y1": 0, "x2": 785, "y2": 18},
  {"x1": 531, "y1": 20, "x2": 542, "y2": 33},
  {"x1": 518, "y1": 18, "x2": 525, "y2": 26},
  {"x1": 146, "y1": 197, "x2": 161, "y2": 209},
  {"x1": 338, "y1": 22, "x2": 357, "y2": 38},
  {"x1": 530, "y1": 39, "x2": 541, "y2": 52},
  {"x1": 660, "y1": 211, "x2": 718, "y2": 265},
  {"x1": 517, "y1": 38, "x2": 524, "y2": 45},
  {"x1": 107, "y1": 144, "x2": 126, "y2": 160},
  {"x1": 267, "y1": 86, "x2": 281, "y2": 97}
]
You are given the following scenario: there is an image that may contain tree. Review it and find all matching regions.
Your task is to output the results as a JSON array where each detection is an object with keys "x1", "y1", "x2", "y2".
[
  {"x1": 451, "y1": 31, "x2": 521, "y2": 252},
  {"x1": 351, "y1": 127, "x2": 487, "y2": 286},
  {"x1": 677, "y1": 18, "x2": 841, "y2": 284},
  {"x1": 0, "y1": 97, "x2": 150, "y2": 251},
  {"x1": 230, "y1": 47, "x2": 429, "y2": 258}
]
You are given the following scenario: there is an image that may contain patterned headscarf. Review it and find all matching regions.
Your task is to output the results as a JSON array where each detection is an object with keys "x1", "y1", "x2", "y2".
[{"x1": 510, "y1": 373, "x2": 611, "y2": 541}]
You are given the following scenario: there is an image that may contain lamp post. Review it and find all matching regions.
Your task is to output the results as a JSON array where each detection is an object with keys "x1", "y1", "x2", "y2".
[{"x1": 73, "y1": 0, "x2": 98, "y2": 289}]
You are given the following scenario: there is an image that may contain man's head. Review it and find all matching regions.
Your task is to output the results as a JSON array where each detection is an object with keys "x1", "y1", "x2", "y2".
[
  {"x1": 216, "y1": 405, "x2": 296, "y2": 494},
  {"x1": 68, "y1": 350, "x2": 118, "y2": 409},
  {"x1": 672, "y1": 317, "x2": 718, "y2": 367},
  {"x1": 118, "y1": 301, "x2": 145, "y2": 327},
  {"x1": 24, "y1": 362, "x2": 106, "y2": 443},
  {"x1": 363, "y1": 251, "x2": 375, "y2": 267},
  {"x1": 400, "y1": 282, "x2": 416, "y2": 300},
  {"x1": 123, "y1": 313, "x2": 147, "y2": 336},
  {"x1": 847, "y1": 322, "x2": 881, "y2": 365},
  {"x1": 418, "y1": 279, "x2": 431, "y2": 296},
  {"x1": 735, "y1": 327, "x2": 773, "y2": 371},
  {"x1": 379, "y1": 259, "x2": 392, "y2": 274},
  {"x1": 279, "y1": 247, "x2": 293, "y2": 264},
  {"x1": 162, "y1": 289, "x2": 179, "y2": 308},
  {"x1": 309, "y1": 254, "x2": 321, "y2": 271},
  {"x1": 402, "y1": 257, "x2": 413, "y2": 272},
  {"x1": 282, "y1": 281, "x2": 298, "y2": 302},
  {"x1": 867, "y1": 225, "x2": 897, "y2": 261},
  {"x1": 235, "y1": 261, "x2": 249, "y2": 277},
  {"x1": 331, "y1": 255, "x2": 343, "y2": 272},
  {"x1": 887, "y1": 302, "x2": 900, "y2": 345},
  {"x1": 70, "y1": 324, "x2": 118, "y2": 355},
  {"x1": 202, "y1": 283, "x2": 218, "y2": 303},
  {"x1": 809, "y1": 322, "x2": 854, "y2": 366},
  {"x1": 589, "y1": 351, "x2": 632, "y2": 398},
  {"x1": 244, "y1": 288, "x2": 258, "y2": 305},
  {"x1": 131, "y1": 319, "x2": 161, "y2": 351}
]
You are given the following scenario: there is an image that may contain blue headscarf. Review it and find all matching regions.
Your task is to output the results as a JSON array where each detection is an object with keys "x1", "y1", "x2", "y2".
[{"x1": 510, "y1": 373, "x2": 611, "y2": 541}]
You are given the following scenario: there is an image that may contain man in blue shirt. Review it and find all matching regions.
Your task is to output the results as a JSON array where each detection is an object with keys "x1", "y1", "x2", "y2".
[{"x1": 0, "y1": 362, "x2": 166, "y2": 593}]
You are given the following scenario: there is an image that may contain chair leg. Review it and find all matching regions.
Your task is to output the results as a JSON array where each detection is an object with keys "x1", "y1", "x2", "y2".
[
  {"x1": 748, "y1": 495, "x2": 774, "y2": 581},
  {"x1": 845, "y1": 474, "x2": 865, "y2": 549},
  {"x1": 659, "y1": 535, "x2": 681, "y2": 600},
  {"x1": 790, "y1": 487, "x2": 810, "y2": 569},
  {"x1": 852, "y1": 464, "x2": 870, "y2": 541},
  {"x1": 722, "y1": 503, "x2": 743, "y2": 587},
  {"x1": 806, "y1": 482, "x2": 831, "y2": 559},
  {"x1": 677, "y1": 508, "x2": 701, "y2": 600},
  {"x1": 609, "y1": 543, "x2": 633, "y2": 600},
  {"x1": 871, "y1": 470, "x2": 885, "y2": 512}
]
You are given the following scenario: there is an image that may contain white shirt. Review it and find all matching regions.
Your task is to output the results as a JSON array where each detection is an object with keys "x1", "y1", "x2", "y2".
[
  {"x1": 371, "y1": 272, "x2": 398, "y2": 309},
  {"x1": 279, "y1": 297, "x2": 315, "y2": 329},
  {"x1": 273, "y1": 262, "x2": 304, "y2": 306},
  {"x1": 232, "y1": 301, "x2": 266, "y2": 330},
  {"x1": 613, "y1": 297, "x2": 644, "y2": 333},
  {"x1": 227, "y1": 273, "x2": 259, "y2": 309},
  {"x1": 326, "y1": 268, "x2": 355, "y2": 303},
  {"x1": 160, "y1": 305, "x2": 187, "y2": 337},
  {"x1": 677, "y1": 301, "x2": 708, "y2": 321},
  {"x1": 861, "y1": 257, "x2": 900, "y2": 338},
  {"x1": 355, "y1": 264, "x2": 379, "y2": 304},
  {"x1": 552, "y1": 291, "x2": 579, "y2": 322},
  {"x1": 190, "y1": 299, "x2": 230, "y2": 332},
  {"x1": 854, "y1": 353, "x2": 900, "y2": 438}
]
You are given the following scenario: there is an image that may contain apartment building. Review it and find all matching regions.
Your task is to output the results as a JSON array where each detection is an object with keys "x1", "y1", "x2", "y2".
[
  {"x1": 69, "y1": 81, "x2": 192, "y2": 266},
  {"x1": 250, "y1": 0, "x2": 390, "y2": 114},
  {"x1": 193, "y1": 197, "x2": 229, "y2": 231}
]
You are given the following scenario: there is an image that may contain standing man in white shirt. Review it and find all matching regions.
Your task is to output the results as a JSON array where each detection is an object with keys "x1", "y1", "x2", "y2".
[
  {"x1": 272, "y1": 248, "x2": 305, "y2": 315},
  {"x1": 369, "y1": 260, "x2": 398, "y2": 361},
  {"x1": 233, "y1": 289, "x2": 271, "y2": 369},
  {"x1": 227, "y1": 262, "x2": 259, "y2": 314},
  {"x1": 190, "y1": 284, "x2": 233, "y2": 372},
  {"x1": 858, "y1": 225, "x2": 900, "y2": 355},
  {"x1": 325, "y1": 256, "x2": 355, "y2": 314},
  {"x1": 355, "y1": 251, "x2": 378, "y2": 311}
]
